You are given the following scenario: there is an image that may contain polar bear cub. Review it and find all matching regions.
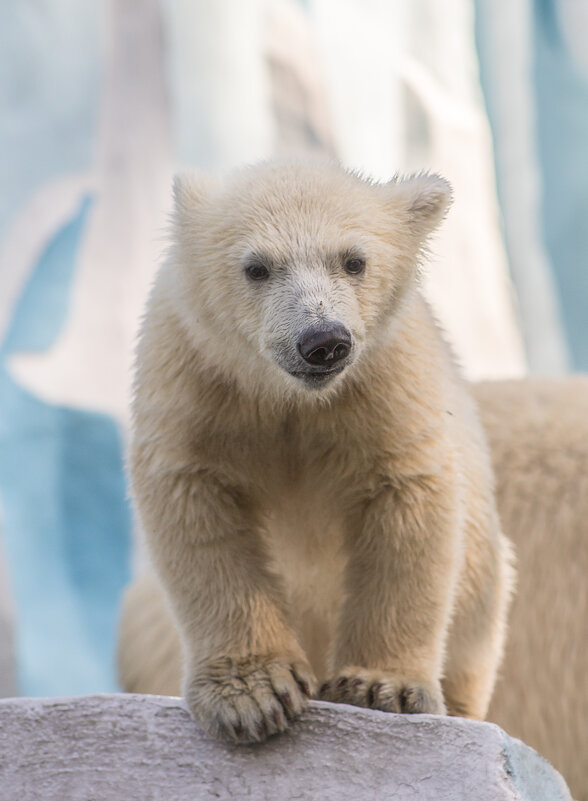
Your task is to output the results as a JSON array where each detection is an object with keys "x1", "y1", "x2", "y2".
[{"x1": 129, "y1": 161, "x2": 514, "y2": 743}]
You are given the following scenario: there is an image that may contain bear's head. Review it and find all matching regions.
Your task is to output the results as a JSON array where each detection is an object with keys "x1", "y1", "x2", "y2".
[{"x1": 168, "y1": 161, "x2": 451, "y2": 400}]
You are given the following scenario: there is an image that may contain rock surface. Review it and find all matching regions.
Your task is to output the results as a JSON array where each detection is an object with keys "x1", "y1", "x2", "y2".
[{"x1": 0, "y1": 694, "x2": 574, "y2": 801}]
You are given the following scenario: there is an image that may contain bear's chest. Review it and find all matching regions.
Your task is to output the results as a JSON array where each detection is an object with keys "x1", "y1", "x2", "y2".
[{"x1": 262, "y1": 481, "x2": 348, "y2": 678}]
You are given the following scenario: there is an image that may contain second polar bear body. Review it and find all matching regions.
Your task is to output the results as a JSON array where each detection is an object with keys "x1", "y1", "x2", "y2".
[{"x1": 130, "y1": 162, "x2": 514, "y2": 743}]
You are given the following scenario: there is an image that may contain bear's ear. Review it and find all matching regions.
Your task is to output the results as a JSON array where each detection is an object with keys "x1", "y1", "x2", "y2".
[
  {"x1": 172, "y1": 171, "x2": 217, "y2": 221},
  {"x1": 384, "y1": 173, "x2": 453, "y2": 239}
]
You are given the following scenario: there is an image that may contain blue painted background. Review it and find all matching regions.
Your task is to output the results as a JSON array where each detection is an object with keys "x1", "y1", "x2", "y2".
[
  {"x1": 0, "y1": 198, "x2": 131, "y2": 695},
  {"x1": 476, "y1": 0, "x2": 588, "y2": 371},
  {"x1": 533, "y1": 1, "x2": 588, "y2": 370}
]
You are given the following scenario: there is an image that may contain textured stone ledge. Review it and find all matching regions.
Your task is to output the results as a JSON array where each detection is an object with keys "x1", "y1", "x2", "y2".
[{"x1": 0, "y1": 694, "x2": 574, "y2": 801}]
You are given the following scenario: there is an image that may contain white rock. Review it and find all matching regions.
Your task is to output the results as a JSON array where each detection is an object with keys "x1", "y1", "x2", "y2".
[{"x1": 0, "y1": 694, "x2": 573, "y2": 801}]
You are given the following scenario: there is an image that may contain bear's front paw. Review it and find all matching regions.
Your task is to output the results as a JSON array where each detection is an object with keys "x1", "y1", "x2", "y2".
[
  {"x1": 185, "y1": 654, "x2": 317, "y2": 744},
  {"x1": 319, "y1": 666, "x2": 446, "y2": 715}
]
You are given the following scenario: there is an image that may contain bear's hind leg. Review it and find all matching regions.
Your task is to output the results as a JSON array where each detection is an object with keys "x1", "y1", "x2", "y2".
[
  {"x1": 442, "y1": 653, "x2": 500, "y2": 719},
  {"x1": 442, "y1": 530, "x2": 515, "y2": 719}
]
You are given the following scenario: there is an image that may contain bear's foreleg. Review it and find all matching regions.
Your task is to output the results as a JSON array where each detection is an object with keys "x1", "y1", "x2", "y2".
[
  {"x1": 136, "y1": 470, "x2": 316, "y2": 743},
  {"x1": 320, "y1": 472, "x2": 462, "y2": 716}
]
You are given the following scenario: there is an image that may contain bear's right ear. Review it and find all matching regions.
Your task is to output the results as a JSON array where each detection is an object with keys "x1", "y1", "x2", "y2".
[
  {"x1": 172, "y1": 171, "x2": 216, "y2": 221},
  {"x1": 382, "y1": 173, "x2": 453, "y2": 240}
]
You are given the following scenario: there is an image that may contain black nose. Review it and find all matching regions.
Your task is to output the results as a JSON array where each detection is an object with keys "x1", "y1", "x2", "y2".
[{"x1": 297, "y1": 323, "x2": 352, "y2": 366}]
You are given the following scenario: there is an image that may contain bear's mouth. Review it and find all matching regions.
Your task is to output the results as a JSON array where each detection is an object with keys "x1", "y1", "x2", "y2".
[{"x1": 287, "y1": 364, "x2": 347, "y2": 385}]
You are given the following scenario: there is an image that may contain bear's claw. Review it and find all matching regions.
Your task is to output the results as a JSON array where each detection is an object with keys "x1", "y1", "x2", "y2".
[
  {"x1": 319, "y1": 666, "x2": 445, "y2": 715},
  {"x1": 185, "y1": 655, "x2": 317, "y2": 743}
]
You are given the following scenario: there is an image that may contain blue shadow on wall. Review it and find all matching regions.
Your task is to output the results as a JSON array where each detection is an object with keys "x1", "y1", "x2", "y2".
[
  {"x1": 533, "y1": 1, "x2": 588, "y2": 371},
  {"x1": 0, "y1": 196, "x2": 132, "y2": 696}
]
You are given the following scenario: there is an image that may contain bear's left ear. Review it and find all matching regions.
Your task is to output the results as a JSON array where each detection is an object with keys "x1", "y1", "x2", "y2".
[
  {"x1": 383, "y1": 173, "x2": 453, "y2": 239},
  {"x1": 172, "y1": 170, "x2": 218, "y2": 222}
]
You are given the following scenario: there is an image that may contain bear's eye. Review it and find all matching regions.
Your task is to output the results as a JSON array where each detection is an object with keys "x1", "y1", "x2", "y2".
[
  {"x1": 244, "y1": 261, "x2": 270, "y2": 281},
  {"x1": 344, "y1": 256, "x2": 366, "y2": 275}
]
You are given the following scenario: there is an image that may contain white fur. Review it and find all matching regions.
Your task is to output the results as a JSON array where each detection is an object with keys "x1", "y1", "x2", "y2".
[{"x1": 125, "y1": 161, "x2": 513, "y2": 744}]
